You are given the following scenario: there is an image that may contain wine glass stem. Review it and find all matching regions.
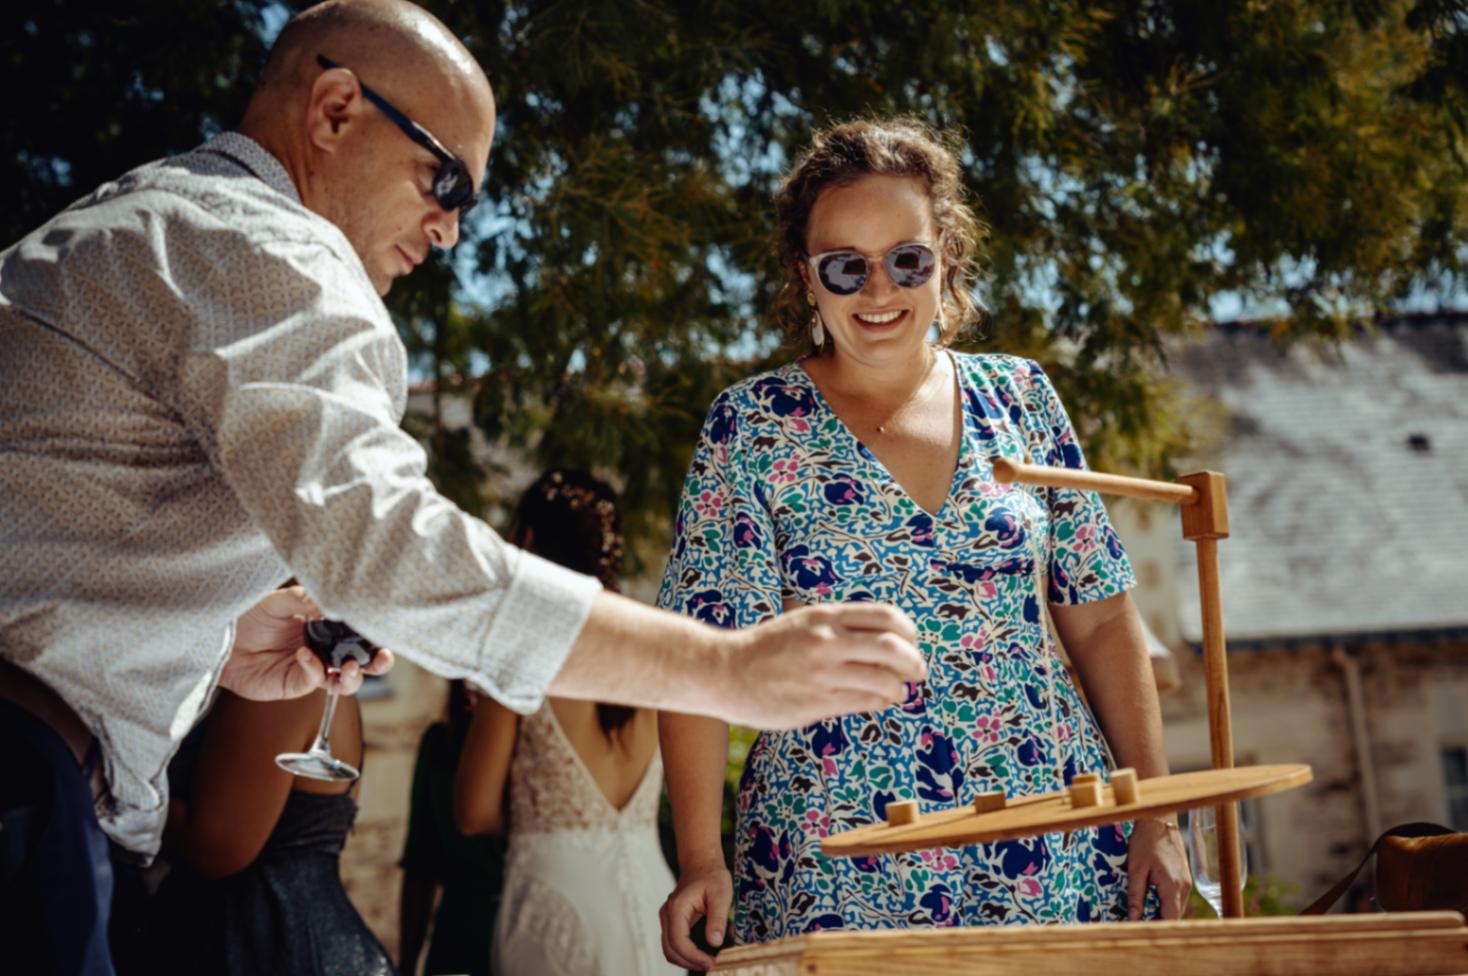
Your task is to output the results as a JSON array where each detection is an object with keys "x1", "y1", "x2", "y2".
[{"x1": 309, "y1": 686, "x2": 341, "y2": 756}]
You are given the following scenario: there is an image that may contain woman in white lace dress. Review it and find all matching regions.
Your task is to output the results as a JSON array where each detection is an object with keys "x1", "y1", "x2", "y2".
[{"x1": 455, "y1": 470, "x2": 680, "y2": 976}]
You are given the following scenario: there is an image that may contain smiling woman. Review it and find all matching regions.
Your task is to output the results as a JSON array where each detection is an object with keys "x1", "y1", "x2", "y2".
[{"x1": 655, "y1": 117, "x2": 1191, "y2": 970}]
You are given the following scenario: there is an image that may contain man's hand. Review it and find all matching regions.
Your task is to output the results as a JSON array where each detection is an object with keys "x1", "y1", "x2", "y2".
[
  {"x1": 718, "y1": 603, "x2": 925, "y2": 729},
  {"x1": 219, "y1": 586, "x2": 394, "y2": 701}
]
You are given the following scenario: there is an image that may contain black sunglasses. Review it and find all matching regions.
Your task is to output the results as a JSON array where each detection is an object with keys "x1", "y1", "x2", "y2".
[
  {"x1": 808, "y1": 242, "x2": 938, "y2": 296},
  {"x1": 317, "y1": 55, "x2": 478, "y2": 216}
]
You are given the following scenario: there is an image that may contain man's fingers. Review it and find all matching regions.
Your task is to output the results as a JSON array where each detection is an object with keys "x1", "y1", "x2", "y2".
[
  {"x1": 825, "y1": 662, "x2": 907, "y2": 705},
  {"x1": 334, "y1": 659, "x2": 364, "y2": 695},
  {"x1": 822, "y1": 602, "x2": 917, "y2": 641},
  {"x1": 262, "y1": 585, "x2": 319, "y2": 621},
  {"x1": 822, "y1": 632, "x2": 926, "y2": 683},
  {"x1": 293, "y1": 647, "x2": 327, "y2": 690},
  {"x1": 364, "y1": 648, "x2": 394, "y2": 676}
]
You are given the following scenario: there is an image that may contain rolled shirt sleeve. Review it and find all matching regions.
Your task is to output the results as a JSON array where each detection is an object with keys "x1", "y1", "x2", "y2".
[{"x1": 168, "y1": 222, "x2": 599, "y2": 713}]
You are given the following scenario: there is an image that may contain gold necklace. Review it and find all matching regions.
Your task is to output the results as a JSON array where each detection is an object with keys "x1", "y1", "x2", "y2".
[{"x1": 873, "y1": 347, "x2": 942, "y2": 435}]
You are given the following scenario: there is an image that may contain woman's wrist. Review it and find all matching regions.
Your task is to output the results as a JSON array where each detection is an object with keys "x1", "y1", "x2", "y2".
[{"x1": 677, "y1": 844, "x2": 729, "y2": 873}]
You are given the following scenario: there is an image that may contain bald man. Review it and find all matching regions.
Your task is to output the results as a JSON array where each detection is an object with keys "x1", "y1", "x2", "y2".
[{"x1": 0, "y1": 2, "x2": 922, "y2": 971}]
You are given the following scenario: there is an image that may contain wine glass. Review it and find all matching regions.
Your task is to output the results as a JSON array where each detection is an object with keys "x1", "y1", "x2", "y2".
[
  {"x1": 275, "y1": 619, "x2": 378, "y2": 782},
  {"x1": 1187, "y1": 805, "x2": 1247, "y2": 918}
]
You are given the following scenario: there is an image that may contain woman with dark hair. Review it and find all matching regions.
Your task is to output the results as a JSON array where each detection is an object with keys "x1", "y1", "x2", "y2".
[
  {"x1": 397, "y1": 679, "x2": 505, "y2": 976},
  {"x1": 150, "y1": 585, "x2": 394, "y2": 976},
  {"x1": 454, "y1": 470, "x2": 678, "y2": 976},
  {"x1": 657, "y1": 117, "x2": 1190, "y2": 968}
]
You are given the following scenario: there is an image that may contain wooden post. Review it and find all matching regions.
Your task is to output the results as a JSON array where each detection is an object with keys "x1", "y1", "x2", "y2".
[
  {"x1": 1179, "y1": 471, "x2": 1244, "y2": 918},
  {"x1": 991, "y1": 458, "x2": 1248, "y2": 918}
]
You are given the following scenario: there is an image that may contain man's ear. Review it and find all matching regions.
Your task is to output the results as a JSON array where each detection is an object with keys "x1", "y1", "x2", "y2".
[{"x1": 304, "y1": 67, "x2": 364, "y2": 154}]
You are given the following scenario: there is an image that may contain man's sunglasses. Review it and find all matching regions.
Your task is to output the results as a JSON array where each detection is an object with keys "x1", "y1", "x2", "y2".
[
  {"x1": 317, "y1": 55, "x2": 478, "y2": 216},
  {"x1": 808, "y1": 242, "x2": 938, "y2": 296}
]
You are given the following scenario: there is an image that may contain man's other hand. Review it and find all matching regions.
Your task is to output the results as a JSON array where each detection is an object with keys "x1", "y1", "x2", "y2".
[{"x1": 220, "y1": 586, "x2": 394, "y2": 700}]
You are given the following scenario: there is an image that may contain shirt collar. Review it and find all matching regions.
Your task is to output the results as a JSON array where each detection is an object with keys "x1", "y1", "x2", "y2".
[{"x1": 196, "y1": 132, "x2": 302, "y2": 205}]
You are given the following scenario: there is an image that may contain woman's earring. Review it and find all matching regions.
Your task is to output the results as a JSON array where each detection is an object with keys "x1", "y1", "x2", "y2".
[{"x1": 807, "y1": 291, "x2": 825, "y2": 349}]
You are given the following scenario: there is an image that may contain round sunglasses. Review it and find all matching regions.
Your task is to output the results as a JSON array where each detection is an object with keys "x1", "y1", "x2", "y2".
[{"x1": 808, "y1": 242, "x2": 937, "y2": 296}]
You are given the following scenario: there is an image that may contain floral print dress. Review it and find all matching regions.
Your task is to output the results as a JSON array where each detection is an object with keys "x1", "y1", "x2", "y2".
[{"x1": 657, "y1": 352, "x2": 1139, "y2": 943}]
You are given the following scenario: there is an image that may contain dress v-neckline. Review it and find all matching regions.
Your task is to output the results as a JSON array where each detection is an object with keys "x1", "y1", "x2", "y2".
[
  {"x1": 542, "y1": 703, "x2": 659, "y2": 817},
  {"x1": 794, "y1": 350, "x2": 970, "y2": 520}
]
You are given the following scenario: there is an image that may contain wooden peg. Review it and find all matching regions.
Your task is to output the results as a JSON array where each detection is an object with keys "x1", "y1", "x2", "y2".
[
  {"x1": 886, "y1": 800, "x2": 919, "y2": 826},
  {"x1": 1178, "y1": 471, "x2": 1230, "y2": 541},
  {"x1": 972, "y1": 791, "x2": 1006, "y2": 813},
  {"x1": 1071, "y1": 773, "x2": 1100, "y2": 786},
  {"x1": 1111, "y1": 768, "x2": 1140, "y2": 805},
  {"x1": 1069, "y1": 781, "x2": 1104, "y2": 808}
]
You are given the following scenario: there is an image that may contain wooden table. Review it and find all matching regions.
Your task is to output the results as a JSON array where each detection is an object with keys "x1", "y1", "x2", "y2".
[{"x1": 709, "y1": 912, "x2": 1468, "y2": 975}]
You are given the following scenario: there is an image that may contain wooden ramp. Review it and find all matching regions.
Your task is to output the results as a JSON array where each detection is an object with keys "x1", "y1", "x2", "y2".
[{"x1": 709, "y1": 912, "x2": 1468, "y2": 975}]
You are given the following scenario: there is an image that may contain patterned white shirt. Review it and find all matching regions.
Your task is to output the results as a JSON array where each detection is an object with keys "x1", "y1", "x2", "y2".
[{"x1": 0, "y1": 133, "x2": 601, "y2": 857}]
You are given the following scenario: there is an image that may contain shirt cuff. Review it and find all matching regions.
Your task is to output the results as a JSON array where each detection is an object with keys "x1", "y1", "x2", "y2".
[{"x1": 477, "y1": 550, "x2": 602, "y2": 714}]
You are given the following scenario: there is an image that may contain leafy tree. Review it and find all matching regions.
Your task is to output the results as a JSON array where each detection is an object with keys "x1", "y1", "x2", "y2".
[
  {"x1": 433, "y1": 0, "x2": 1468, "y2": 561},
  {"x1": 4, "y1": 1, "x2": 1465, "y2": 563}
]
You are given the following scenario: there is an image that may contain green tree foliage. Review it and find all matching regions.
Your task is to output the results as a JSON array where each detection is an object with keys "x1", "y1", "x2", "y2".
[
  {"x1": 436, "y1": 0, "x2": 1468, "y2": 558},
  {"x1": 4, "y1": 1, "x2": 1466, "y2": 558},
  {"x1": 0, "y1": 1, "x2": 270, "y2": 243}
]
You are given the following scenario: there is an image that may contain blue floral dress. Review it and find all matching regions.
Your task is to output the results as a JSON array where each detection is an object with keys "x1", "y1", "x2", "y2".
[{"x1": 657, "y1": 352, "x2": 1140, "y2": 943}]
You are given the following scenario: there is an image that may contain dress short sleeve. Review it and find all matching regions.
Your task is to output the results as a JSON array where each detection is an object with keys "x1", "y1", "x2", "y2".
[
  {"x1": 657, "y1": 389, "x2": 782, "y2": 628},
  {"x1": 1019, "y1": 361, "x2": 1137, "y2": 606}
]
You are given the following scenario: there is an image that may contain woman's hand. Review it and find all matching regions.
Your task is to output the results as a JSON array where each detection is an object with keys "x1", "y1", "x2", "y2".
[
  {"x1": 1126, "y1": 818, "x2": 1192, "y2": 919},
  {"x1": 220, "y1": 586, "x2": 394, "y2": 700},
  {"x1": 660, "y1": 857, "x2": 733, "y2": 972}
]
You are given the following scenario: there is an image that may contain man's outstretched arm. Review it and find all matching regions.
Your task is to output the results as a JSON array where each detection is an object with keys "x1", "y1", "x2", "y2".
[{"x1": 548, "y1": 591, "x2": 924, "y2": 730}]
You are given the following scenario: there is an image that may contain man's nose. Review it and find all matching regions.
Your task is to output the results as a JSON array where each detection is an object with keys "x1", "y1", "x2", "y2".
[{"x1": 426, "y1": 206, "x2": 461, "y2": 251}]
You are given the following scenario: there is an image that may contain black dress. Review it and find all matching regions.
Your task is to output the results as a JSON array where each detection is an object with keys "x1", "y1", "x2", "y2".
[
  {"x1": 151, "y1": 777, "x2": 395, "y2": 976},
  {"x1": 399, "y1": 721, "x2": 506, "y2": 976}
]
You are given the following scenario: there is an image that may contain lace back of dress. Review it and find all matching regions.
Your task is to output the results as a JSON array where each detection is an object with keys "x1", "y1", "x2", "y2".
[{"x1": 507, "y1": 704, "x2": 662, "y2": 835}]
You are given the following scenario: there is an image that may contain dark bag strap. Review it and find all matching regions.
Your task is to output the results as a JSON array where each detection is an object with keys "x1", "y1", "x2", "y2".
[{"x1": 1301, "y1": 822, "x2": 1456, "y2": 915}]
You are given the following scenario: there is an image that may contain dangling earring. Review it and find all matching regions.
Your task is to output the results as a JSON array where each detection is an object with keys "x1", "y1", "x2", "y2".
[{"x1": 807, "y1": 291, "x2": 825, "y2": 349}]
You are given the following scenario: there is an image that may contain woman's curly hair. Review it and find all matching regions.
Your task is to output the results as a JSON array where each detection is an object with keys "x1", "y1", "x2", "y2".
[{"x1": 771, "y1": 116, "x2": 988, "y2": 352}]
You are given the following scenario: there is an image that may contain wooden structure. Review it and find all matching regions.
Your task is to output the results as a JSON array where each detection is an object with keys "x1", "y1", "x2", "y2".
[
  {"x1": 708, "y1": 912, "x2": 1468, "y2": 975},
  {"x1": 820, "y1": 765, "x2": 1311, "y2": 857},
  {"x1": 988, "y1": 459, "x2": 1247, "y2": 916}
]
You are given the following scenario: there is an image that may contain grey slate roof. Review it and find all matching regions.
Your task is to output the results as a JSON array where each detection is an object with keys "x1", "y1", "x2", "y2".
[{"x1": 1172, "y1": 312, "x2": 1468, "y2": 645}]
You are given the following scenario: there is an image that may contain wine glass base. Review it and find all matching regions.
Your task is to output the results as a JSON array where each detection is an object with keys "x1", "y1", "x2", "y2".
[{"x1": 275, "y1": 750, "x2": 360, "y2": 782}]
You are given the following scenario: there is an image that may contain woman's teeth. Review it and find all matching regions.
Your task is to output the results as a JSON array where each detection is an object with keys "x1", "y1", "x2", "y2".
[{"x1": 854, "y1": 310, "x2": 903, "y2": 325}]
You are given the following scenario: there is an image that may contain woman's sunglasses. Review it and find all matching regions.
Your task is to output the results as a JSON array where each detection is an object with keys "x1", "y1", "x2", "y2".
[
  {"x1": 808, "y1": 242, "x2": 937, "y2": 296},
  {"x1": 317, "y1": 55, "x2": 479, "y2": 216}
]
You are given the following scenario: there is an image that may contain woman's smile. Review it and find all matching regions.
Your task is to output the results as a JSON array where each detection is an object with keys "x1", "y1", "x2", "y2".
[{"x1": 853, "y1": 308, "x2": 906, "y2": 326}]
